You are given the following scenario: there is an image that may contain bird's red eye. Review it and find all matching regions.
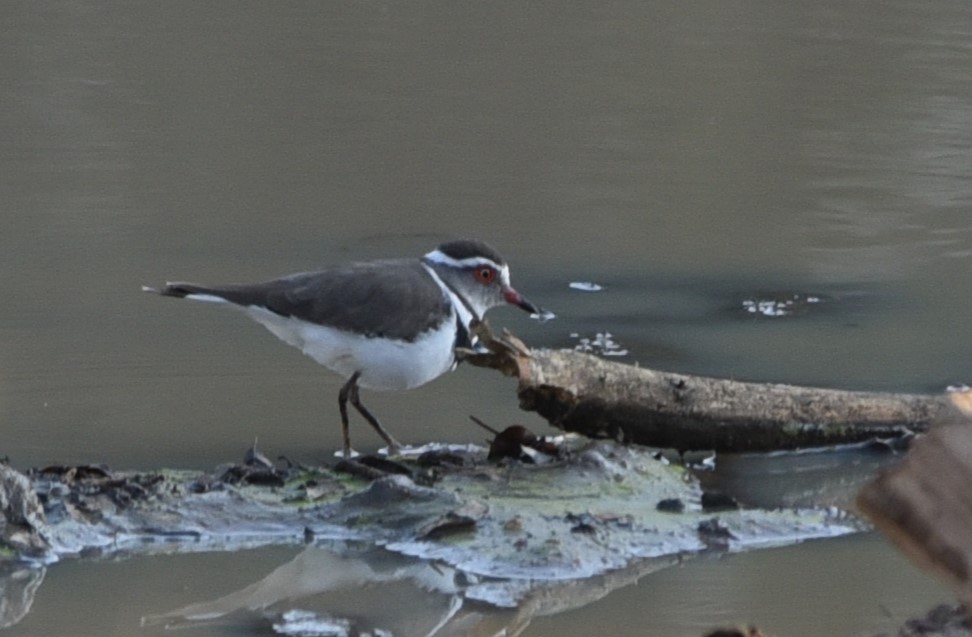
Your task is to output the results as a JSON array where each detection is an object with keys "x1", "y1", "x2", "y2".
[{"x1": 474, "y1": 267, "x2": 496, "y2": 284}]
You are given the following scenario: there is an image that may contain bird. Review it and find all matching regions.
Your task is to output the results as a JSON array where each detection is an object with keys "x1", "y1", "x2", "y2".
[{"x1": 143, "y1": 239, "x2": 545, "y2": 458}]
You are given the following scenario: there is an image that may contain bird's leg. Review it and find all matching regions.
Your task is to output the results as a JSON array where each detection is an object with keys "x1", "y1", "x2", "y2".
[
  {"x1": 338, "y1": 374, "x2": 357, "y2": 459},
  {"x1": 348, "y1": 383, "x2": 404, "y2": 455},
  {"x1": 341, "y1": 372, "x2": 404, "y2": 456}
]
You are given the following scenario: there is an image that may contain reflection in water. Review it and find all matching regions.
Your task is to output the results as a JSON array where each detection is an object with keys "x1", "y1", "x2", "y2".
[
  {"x1": 144, "y1": 543, "x2": 679, "y2": 637},
  {"x1": 0, "y1": 565, "x2": 44, "y2": 630},
  {"x1": 697, "y1": 442, "x2": 911, "y2": 511}
]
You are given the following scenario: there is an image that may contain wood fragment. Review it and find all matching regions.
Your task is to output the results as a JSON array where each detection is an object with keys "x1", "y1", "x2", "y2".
[{"x1": 857, "y1": 391, "x2": 972, "y2": 613}]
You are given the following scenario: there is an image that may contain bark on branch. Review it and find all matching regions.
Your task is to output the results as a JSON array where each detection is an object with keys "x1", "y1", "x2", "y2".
[{"x1": 460, "y1": 322, "x2": 952, "y2": 452}]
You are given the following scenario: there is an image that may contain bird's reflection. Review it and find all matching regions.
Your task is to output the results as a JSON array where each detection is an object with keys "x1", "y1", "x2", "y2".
[{"x1": 143, "y1": 541, "x2": 679, "y2": 637}]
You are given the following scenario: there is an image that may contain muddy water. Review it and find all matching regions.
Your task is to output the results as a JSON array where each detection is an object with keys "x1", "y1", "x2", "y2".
[{"x1": 2, "y1": 1, "x2": 970, "y2": 635}]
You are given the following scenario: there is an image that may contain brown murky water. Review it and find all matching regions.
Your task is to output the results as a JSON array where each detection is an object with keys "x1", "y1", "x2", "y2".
[{"x1": 2, "y1": 1, "x2": 970, "y2": 634}]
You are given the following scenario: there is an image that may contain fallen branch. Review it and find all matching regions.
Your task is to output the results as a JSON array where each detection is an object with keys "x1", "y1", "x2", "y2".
[{"x1": 460, "y1": 322, "x2": 951, "y2": 452}]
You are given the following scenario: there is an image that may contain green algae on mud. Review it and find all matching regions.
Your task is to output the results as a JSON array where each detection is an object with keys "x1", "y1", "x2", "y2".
[{"x1": 2, "y1": 439, "x2": 857, "y2": 584}]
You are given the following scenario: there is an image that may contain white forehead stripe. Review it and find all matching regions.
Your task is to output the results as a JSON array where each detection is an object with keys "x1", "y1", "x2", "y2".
[{"x1": 422, "y1": 249, "x2": 503, "y2": 270}]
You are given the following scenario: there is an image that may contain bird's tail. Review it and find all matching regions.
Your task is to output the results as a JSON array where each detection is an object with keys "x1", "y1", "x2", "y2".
[{"x1": 141, "y1": 282, "x2": 229, "y2": 303}]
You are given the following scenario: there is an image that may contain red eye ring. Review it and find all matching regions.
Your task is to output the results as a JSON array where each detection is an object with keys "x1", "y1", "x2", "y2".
[{"x1": 474, "y1": 267, "x2": 496, "y2": 284}]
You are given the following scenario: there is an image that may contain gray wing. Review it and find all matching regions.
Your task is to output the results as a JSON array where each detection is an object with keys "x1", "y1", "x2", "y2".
[{"x1": 153, "y1": 259, "x2": 453, "y2": 342}]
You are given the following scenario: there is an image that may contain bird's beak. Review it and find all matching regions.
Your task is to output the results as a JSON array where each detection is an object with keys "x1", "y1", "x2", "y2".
[{"x1": 503, "y1": 286, "x2": 541, "y2": 315}]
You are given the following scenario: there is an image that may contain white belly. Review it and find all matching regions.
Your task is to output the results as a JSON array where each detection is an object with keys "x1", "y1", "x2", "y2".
[{"x1": 242, "y1": 305, "x2": 457, "y2": 390}]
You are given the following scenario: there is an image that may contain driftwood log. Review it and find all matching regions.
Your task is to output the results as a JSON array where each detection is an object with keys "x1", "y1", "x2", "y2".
[{"x1": 461, "y1": 322, "x2": 953, "y2": 452}]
